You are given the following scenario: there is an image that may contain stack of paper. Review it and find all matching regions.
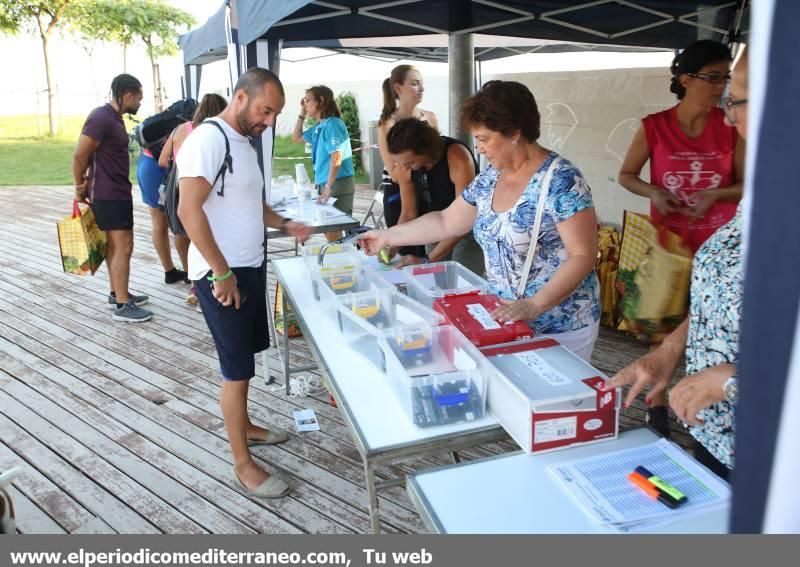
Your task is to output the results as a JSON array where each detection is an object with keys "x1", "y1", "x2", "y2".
[{"x1": 548, "y1": 439, "x2": 731, "y2": 532}]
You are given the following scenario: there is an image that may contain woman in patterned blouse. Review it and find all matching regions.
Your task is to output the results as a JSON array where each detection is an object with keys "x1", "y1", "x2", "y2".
[
  {"x1": 605, "y1": 49, "x2": 749, "y2": 480},
  {"x1": 361, "y1": 81, "x2": 601, "y2": 361}
]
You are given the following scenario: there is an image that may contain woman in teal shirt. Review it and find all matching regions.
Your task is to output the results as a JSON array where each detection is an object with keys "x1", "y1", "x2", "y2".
[{"x1": 292, "y1": 85, "x2": 355, "y2": 241}]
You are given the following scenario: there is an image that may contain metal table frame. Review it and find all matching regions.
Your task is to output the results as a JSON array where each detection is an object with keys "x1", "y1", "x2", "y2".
[
  {"x1": 262, "y1": 207, "x2": 360, "y2": 386},
  {"x1": 271, "y1": 257, "x2": 508, "y2": 533}
]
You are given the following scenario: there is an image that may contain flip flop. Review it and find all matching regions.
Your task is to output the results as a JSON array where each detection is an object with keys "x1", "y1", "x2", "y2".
[{"x1": 246, "y1": 429, "x2": 290, "y2": 447}]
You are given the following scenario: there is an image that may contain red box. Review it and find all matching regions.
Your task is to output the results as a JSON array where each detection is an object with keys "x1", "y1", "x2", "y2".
[
  {"x1": 482, "y1": 338, "x2": 619, "y2": 454},
  {"x1": 433, "y1": 294, "x2": 533, "y2": 348}
]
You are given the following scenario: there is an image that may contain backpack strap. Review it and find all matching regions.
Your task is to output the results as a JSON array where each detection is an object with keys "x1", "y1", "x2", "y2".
[{"x1": 200, "y1": 120, "x2": 233, "y2": 197}]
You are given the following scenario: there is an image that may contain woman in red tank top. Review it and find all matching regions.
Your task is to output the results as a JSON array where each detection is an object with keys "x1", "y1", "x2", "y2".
[
  {"x1": 619, "y1": 40, "x2": 744, "y2": 254},
  {"x1": 617, "y1": 40, "x2": 744, "y2": 436}
]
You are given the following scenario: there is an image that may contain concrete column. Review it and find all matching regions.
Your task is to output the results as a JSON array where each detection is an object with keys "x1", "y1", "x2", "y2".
[{"x1": 448, "y1": 33, "x2": 474, "y2": 145}]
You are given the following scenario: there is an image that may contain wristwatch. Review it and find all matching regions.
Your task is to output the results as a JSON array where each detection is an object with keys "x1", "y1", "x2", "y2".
[{"x1": 723, "y1": 375, "x2": 738, "y2": 402}]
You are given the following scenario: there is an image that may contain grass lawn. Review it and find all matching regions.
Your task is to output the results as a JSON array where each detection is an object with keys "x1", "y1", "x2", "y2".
[{"x1": 0, "y1": 114, "x2": 368, "y2": 185}]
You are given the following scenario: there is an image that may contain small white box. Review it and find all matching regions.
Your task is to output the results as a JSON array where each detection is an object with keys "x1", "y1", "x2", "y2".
[
  {"x1": 378, "y1": 325, "x2": 493, "y2": 428},
  {"x1": 337, "y1": 288, "x2": 445, "y2": 368},
  {"x1": 403, "y1": 261, "x2": 488, "y2": 308},
  {"x1": 482, "y1": 338, "x2": 620, "y2": 454}
]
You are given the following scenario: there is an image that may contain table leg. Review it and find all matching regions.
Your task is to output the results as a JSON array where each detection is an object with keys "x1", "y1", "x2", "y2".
[
  {"x1": 283, "y1": 287, "x2": 292, "y2": 396},
  {"x1": 264, "y1": 266, "x2": 280, "y2": 386},
  {"x1": 364, "y1": 461, "x2": 381, "y2": 534}
]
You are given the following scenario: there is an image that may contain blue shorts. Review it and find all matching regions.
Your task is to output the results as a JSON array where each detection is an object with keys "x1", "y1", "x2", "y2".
[
  {"x1": 195, "y1": 265, "x2": 269, "y2": 380},
  {"x1": 136, "y1": 152, "x2": 166, "y2": 208}
]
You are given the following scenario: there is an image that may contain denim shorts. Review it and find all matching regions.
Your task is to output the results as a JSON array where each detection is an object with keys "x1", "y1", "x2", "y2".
[{"x1": 195, "y1": 265, "x2": 269, "y2": 380}]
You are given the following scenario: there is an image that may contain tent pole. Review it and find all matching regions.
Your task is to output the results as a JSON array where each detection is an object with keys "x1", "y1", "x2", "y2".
[{"x1": 449, "y1": 32, "x2": 474, "y2": 145}]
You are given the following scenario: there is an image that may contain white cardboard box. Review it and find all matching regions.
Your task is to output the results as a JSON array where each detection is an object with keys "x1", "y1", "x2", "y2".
[{"x1": 482, "y1": 338, "x2": 620, "y2": 454}]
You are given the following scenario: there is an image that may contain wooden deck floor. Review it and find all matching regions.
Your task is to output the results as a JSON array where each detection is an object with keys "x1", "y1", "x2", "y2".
[{"x1": 0, "y1": 184, "x2": 690, "y2": 534}]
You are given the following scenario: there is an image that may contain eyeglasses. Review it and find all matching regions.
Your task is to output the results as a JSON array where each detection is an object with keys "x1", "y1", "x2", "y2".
[
  {"x1": 689, "y1": 72, "x2": 731, "y2": 85},
  {"x1": 721, "y1": 96, "x2": 748, "y2": 125}
]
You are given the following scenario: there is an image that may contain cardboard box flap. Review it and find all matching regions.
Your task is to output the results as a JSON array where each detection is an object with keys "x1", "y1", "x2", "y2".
[{"x1": 484, "y1": 338, "x2": 613, "y2": 408}]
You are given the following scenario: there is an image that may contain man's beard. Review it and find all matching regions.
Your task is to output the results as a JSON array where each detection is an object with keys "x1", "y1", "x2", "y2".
[{"x1": 237, "y1": 103, "x2": 266, "y2": 137}]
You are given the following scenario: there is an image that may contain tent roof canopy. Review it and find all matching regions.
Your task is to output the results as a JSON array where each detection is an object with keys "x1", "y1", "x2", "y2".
[
  {"x1": 238, "y1": 0, "x2": 747, "y2": 48},
  {"x1": 178, "y1": 1, "x2": 227, "y2": 66},
  {"x1": 179, "y1": 0, "x2": 747, "y2": 66}
]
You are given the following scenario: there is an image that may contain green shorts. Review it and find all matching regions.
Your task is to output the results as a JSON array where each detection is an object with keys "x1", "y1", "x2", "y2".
[{"x1": 317, "y1": 176, "x2": 354, "y2": 216}]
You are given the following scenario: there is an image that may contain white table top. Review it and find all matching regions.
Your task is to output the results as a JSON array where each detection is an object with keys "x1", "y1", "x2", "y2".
[
  {"x1": 267, "y1": 202, "x2": 359, "y2": 238},
  {"x1": 272, "y1": 256, "x2": 501, "y2": 456},
  {"x1": 407, "y1": 428, "x2": 729, "y2": 534}
]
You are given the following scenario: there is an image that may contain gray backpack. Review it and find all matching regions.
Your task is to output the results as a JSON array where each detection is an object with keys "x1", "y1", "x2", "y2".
[{"x1": 161, "y1": 120, "x2": 233, "y2": 237}]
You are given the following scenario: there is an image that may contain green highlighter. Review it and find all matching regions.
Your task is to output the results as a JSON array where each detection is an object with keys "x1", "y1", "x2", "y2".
[
  {"x1": 635, "y1": 466, "x2": 688, "y2": 503},
  {"x1": 379, "y1": 248, "x2": 391, "y2": 265}
]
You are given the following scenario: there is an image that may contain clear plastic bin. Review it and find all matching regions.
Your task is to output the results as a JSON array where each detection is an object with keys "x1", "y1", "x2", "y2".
[
  {"x1": 316, "y1": 265, "x2": 393, "y2": 318},
  {"x1": 302, "y1": 243, "x2": 361, "y2": 299},
  {"x1": 404, "y1": 261, "x2": 489, "y2": 308},
  {"x1": 377, "y1": 324, "x2": 491, "y2": 428},
  {"x1": 336, "y1": 288, "x2": 445, "y2": 369}
]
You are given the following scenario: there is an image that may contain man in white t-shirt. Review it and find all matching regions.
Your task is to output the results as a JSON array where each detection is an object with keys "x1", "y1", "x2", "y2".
[{"x1": 177, "y1": 68, "x2": 311, "y2": 499}]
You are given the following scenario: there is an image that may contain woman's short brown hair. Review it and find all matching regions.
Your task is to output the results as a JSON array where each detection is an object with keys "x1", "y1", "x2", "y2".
[
  {"x1": 386, "y1": 118, "x2": 444, "y2": 163},
  {"x1": 460, "y1": 80, "x2": 540, "y2": 142}
]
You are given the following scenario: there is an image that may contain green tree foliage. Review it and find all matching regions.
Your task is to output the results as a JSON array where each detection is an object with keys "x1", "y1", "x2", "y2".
[
  {"x1": 68, "y1": 0, "x2": 193, "y2": 111},
  {"x1": 0, "y1": 0, "x2": 74, "y2": 136},
  {"x1": 336, "y1": 91, "x2": 362, "y2": 171}
]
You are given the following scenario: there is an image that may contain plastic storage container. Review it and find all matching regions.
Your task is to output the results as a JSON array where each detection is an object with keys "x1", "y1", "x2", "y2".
[
  {"x1": 336, "y1": 288, "x2": 445, "y2": 368},
  {"x1": 377, "y1": 324, "x2": 492, "y2": 428},
  {"x1": 316, "y1": 265, "x2": 393, "y2": 319},
  {"x1": 302, "y1": 243, "x2": 361, "y2": 299},
  {"x1": 404, "y1": 261, "x2": 489, "y2": 308}
]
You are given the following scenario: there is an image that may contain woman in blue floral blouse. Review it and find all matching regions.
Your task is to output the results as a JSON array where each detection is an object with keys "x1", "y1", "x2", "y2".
[
  {"x1": 362, "y1": 81, "x2": 601, "y2": 360},
  {"x1": 605, "y1": 49, "x2": 749, "y2": 480}
]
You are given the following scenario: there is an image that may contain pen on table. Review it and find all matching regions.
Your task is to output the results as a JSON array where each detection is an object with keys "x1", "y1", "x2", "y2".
[
  {"x1": 634, "y1": 466, "x2": 688, "y2": 504},
  {"x1": 627, "y1": 472, "x2": 680, "y2": 509}
]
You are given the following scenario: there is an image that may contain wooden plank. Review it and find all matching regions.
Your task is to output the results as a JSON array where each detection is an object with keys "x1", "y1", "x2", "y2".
[
  {"x1": 0, "y1": 302, "x2": 422, "y2": 533},
  {"x1": 0, "y1": 425, "x2": 102, "y2": 534},
  {"x1": 0, "y1": 480, "x2": 67, "y2": 534},
  {"x1": 0, "y1": 307, "x2": 420, "y2": 533},
  {"x1": 0, "y1": 405, "x2": 166, "y2": 534},
  {"x1": 72, "y1": 517, "x2": 118, "y2": 534},
  {"x1": 0, "y1": 350, "x2": 254, "y2": 534}
]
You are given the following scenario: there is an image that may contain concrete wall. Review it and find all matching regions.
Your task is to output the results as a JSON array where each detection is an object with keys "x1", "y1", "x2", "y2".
[
  {"x1": 281, "y1": 67, "x2": 676, "y2": 226},
  {"x1": 485, "y1": 67, "x2": 675, "y2": 224}
]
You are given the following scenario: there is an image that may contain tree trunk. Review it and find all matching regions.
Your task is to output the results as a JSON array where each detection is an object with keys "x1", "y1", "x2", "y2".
[
  {"x1": 147, "y1": 45, "x2": 162, "y2": 112},
  {"x1": 40, "y1": 31, "x2": 57, "y2": 136},
  {"x1": 123, "y1": 43, "x2": 128, "y2": 72},
  {"x1": 156, "y1": 63, "x2": 164, "y2": 108}
]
